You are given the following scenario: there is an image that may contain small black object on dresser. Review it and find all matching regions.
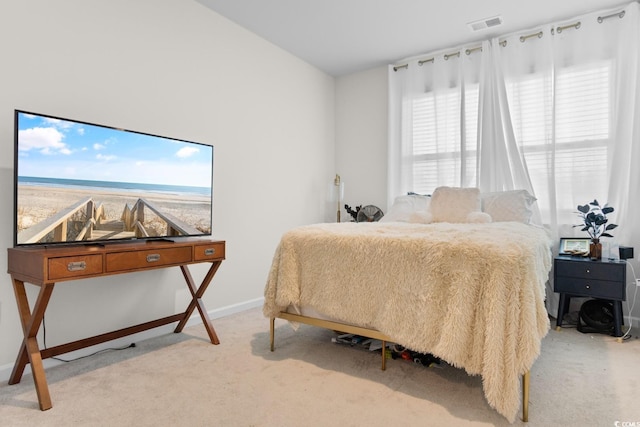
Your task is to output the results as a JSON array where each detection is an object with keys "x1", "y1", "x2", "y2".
[
  {"x1": 619, "y1": 246, "x2": 634, "y2": 260},
  {"x1": 554, "y1": 256, "x2": 626, "y2": 337}
]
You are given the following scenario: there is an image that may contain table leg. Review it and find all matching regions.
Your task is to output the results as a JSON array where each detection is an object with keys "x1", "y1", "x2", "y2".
[
  {"x1": 555, "y1": 293, "x2": 570, "y2": 331},
  {"x1": 270, "y1": 318, "x2": 275, "y2": 352},
  {"x1": 522, "y1": 370, "x2": 530, "y2": 422},
  {"x1": 9, "y1": 278, "x2": 55, "y2": 411},
  {"x1": 612, "y1": 300, "x2": 623, "y2": 338},
  {"x1": 175, "y1": 262, "x2": 221, "y2": 344}
]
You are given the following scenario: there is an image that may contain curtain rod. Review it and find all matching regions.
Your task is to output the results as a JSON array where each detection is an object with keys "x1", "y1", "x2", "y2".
[
  {"x1": 465, "y1": 46, "x2": 482, "y2": 55},
  {"x1": 520, "y1": 31, "x2": 543, "y2": 42},
  {"x1": 556, "y1": 21, "x2": 581, "y2": 33},
  {"x1": 393, "y1": 6, "x2": 626, "y2": 69},
  {"x1": 444, "y1": 51, "x2": 460, "y2": 60},
  {"x1": 598, "y1": 10, "x2": 625, "y2": 23},
  {"x1": 393, "y1": 57, "x2": 434, "y2": 71}
]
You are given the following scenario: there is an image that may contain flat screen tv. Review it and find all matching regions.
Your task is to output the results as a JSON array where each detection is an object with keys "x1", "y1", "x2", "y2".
[{"x1": 14, "y1": 110, "x2": 214, "y2": 247}]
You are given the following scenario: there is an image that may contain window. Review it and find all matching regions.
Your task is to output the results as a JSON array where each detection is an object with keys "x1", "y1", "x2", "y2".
[
  {"x1": 407, "y1": 83, "x2": 479, "y2": 194},
  {"x1": 506, "y1": 61, "x2": 611, "y2": 223},
  {"x1": 403, "y1": 60, "x2": 611, "y2": 220}
]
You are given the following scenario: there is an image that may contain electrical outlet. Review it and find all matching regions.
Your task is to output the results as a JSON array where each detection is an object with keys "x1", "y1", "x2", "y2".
[{"x1": 636, "y1": 279, "x2": 640, "y2": 287}]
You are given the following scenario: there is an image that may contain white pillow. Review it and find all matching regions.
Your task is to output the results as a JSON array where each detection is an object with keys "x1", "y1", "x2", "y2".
[
  {"x1": 430, "y1": 187, "x2": 483, "y2": 223},
  {"x1": 481, "y1": 190, "x2": 536, "y2": 223},
  {"x1": 380, "y1": 194, "x2": 430, "y2": 222}
]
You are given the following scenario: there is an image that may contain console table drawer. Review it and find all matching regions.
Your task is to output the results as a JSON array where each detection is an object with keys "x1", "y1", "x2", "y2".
[
  {"x1": 48, "y1": 255, "x2": 103, "y2": 280},
  {"x1": 194, "y1": 242, "x2": 225, "y2": 261},
  {"x1": 554, "y1": 276, "x2": 624, "y2": 300},
  {"x1": 105, "y1": 247, "x2": 192, "y2": 272}
]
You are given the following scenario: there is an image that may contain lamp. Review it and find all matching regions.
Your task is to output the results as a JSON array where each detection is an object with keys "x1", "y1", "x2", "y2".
[{"x1": 333, "y1": 174, "x2": 344, "y2": 222}]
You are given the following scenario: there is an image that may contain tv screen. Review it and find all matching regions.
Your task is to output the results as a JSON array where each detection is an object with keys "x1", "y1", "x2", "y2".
[{"x1": 14, "y1": 110, "x2": 213, "y2": 247}]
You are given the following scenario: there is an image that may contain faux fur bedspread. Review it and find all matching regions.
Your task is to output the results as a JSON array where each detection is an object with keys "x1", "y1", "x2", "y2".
[{"x1": 263, "y1": 221, "x2": 552, "y2": 422}]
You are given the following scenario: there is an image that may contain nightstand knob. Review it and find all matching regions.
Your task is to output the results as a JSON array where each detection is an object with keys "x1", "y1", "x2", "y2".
[
  {"x1": 586, "y1": 285, "x2": 590, "y2": 289},
  {"x1": 586, "y1": 269, "x2": 590, "y2": 273}
]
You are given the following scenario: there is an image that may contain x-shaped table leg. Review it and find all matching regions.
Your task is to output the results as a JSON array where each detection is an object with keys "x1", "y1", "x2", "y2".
[
  {"x1": 175, "y1": 261, "x2": 221, "y2": 344},
  {"x1": 9, "y1": 278, "x2": 55, "y2": 410}
]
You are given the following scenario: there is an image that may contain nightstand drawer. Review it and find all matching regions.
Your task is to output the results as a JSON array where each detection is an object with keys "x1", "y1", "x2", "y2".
[
  {"x1": 48, "y1": 255, "x2": 103, "y2": 280},
  {"x1": 554, "y1": 276, "x2": 624, "y2": 300},
  {"x1": 555, "y1": 259, "x2": 624, "y2": 281}
]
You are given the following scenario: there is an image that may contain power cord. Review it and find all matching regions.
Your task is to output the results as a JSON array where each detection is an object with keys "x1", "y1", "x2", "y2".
[{"x1": 42, "y1": 315, "x2": 136, "y2": 363}]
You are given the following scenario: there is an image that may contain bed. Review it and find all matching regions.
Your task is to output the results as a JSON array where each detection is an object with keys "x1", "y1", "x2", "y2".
[{"x1": 263, "y1": 187, "x2": 552, "y2": 422}]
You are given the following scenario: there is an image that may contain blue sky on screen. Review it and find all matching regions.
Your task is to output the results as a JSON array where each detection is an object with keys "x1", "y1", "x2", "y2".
[{"x1": 16, "y1": 112, "x2": 213, "y2": 188}]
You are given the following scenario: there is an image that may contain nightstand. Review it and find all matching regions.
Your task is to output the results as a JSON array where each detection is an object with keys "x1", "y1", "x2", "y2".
[{"x1": 554, "y1": 256, "x2": 626, "y2": 337}]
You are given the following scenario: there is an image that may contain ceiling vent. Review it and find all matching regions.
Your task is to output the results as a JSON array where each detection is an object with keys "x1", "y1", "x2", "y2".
[{"x1": 467, "y1": 15, "x2": 503, "y2": 32}]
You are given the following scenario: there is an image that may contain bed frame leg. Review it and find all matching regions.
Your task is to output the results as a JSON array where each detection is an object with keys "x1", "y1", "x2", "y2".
[
  {"x1": 381, "y1": 340, "x2": 386, "y2": 371},
  {"x1": 270, "y1": 318, "x2": 275, "y2": 352},
  {"x1": 522, "y1": 370, "x2": 530, "y2": 422}
]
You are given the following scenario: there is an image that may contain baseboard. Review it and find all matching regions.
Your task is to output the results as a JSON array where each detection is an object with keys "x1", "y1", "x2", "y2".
[
  {"x1": 186, "y1": 296, "x2": 264, "y2": 326},
  {"x1": 0, "y1": 297, "x2": 264, "y2": 383}
]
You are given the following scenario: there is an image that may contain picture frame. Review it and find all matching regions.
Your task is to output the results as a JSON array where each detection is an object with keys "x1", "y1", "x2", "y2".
[{"x1": 559, "y1": 238, "x2": 590, "y2": 256}]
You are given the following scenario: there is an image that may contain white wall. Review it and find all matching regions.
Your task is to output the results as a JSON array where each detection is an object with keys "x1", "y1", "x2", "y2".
[
  {"x1": 335, "y1": 66, "x2": 389, "y2": 219},
  {"x1": 0, "y1": 0, "x2": 335, "y2": 371}
]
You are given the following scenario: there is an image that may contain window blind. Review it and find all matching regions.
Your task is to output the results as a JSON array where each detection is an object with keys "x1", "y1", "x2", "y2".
[
  {"x1": 408, "y1": 83, "x2": 479, "y2": 194},
  {"x1": 506, "y1": 60, "x2": 611, "y2": 221}
]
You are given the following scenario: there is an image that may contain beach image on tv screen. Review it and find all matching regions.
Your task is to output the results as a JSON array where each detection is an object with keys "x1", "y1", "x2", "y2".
[{"x1": 15, "y1": 111, "x2": 213, "y2": 246}]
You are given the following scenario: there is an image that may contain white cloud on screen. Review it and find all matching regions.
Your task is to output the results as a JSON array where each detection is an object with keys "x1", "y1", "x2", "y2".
[
  {"x1": 18, "y1": 127, "x2": 70, "y2": 155},
  {"x1": 176, "y1": 146, "x2": 199, "y2": 158}
]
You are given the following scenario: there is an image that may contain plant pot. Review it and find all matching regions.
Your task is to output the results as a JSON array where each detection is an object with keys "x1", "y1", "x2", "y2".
[{"x1": 590, "y1": 239, "x2": 602, "y2": 260}]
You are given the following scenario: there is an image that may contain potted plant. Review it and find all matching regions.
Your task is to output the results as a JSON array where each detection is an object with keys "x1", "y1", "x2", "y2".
[{"x1": 575, "y1": 200, "x2": 618, "y2": 260}]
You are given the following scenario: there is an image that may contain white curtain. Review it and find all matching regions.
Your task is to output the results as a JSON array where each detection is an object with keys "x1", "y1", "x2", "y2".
[
  {"x1": 388, "y1": 43, "x2": 483, "y2": 200},
  {"x1": 607, "y1": 4, "x2": 640, "y2": 263},
  {"x1": 477, "y1": 39, "x2": 535, "y2": 195},
  {"x1": 388, "y1": 2, "x2": 640, "y2": 314}
]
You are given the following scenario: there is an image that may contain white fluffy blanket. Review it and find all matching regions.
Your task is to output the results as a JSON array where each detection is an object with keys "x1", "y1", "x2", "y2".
[{"x1": 263, "y1": 221, "x2": 552, "y2": 422}]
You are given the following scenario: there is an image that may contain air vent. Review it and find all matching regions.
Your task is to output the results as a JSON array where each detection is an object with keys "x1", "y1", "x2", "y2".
[{"x1": 467, "y1": 15, "x2": 503, "y2": 32}]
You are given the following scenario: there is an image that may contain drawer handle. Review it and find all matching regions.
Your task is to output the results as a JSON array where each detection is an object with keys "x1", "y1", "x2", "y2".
[
  {"x1": 585, "y1": 284, "x2": 591, "y2": 289},
  {"x1": 146, "y1": 254, "x2": 161, "y2": 263},
  {"x1": 204, "y1": 248, "x2": 216, "y2": 256},
  {"x1": 586, "y1": 269, "x2": 590, "y2": 273},
  {"x1": 67, "y1": 261, "x2": 87, "y2": 271}
]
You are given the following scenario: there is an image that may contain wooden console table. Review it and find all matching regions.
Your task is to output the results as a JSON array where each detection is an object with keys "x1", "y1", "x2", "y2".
[{"x1": 6, "y1": 238, "x2": 225, "y2": 411}]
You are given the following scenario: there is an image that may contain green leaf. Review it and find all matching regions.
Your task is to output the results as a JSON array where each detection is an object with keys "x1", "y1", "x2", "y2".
[
  {"x1": 577, "y1": 204, "x2": 590, "y2": 214},
  {"x1": 602, "y1": 207, "x2": 614, "y2": 214},
  {"x1": 601, "y1": 233, "x2": 614, "y2": 238},
  {"x1": 605, "y1": 224, "x2": 618, "y2": 230},
  {"x1": 590, "y1": 199, "x2": 600, "y2": 206}
]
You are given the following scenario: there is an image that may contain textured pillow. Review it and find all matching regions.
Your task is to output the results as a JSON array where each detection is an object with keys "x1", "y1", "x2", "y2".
[
  {"x1": 430, "y1": 186, "x2": 482, "y2": 223},
  {"x1": 481, "y1": 190, "x2": 536, "y2": 223},
  {"x1": 380, "y1": 194, "x2": 430, "y2": 222},
  {"x1": 408, "y1": 210, "x2": 433, "y2": 224},
  {"x1": 466, "y1": 211, "x2": 492, "y2": 223}
]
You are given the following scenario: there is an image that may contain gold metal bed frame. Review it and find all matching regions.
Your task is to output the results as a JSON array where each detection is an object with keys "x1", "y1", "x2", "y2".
[{"x1": 270, "y1": 312, "x2": 531, "y2": 422}]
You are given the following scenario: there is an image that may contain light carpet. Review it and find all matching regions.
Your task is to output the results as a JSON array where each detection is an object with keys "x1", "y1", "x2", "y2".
[{"x1": 0, "y1": 307, "x2": 639, "y2": 426}]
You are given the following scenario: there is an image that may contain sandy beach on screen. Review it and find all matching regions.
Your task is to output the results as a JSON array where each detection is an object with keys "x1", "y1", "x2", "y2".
[{"x1": 17, "y1": 185, "x2": 212, "y2": 234}]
